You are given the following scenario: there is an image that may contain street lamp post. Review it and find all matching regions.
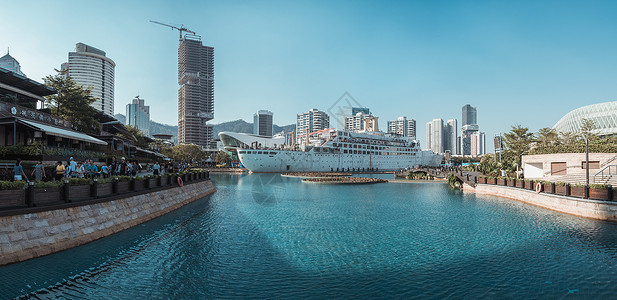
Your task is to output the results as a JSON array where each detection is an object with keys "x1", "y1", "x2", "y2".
[{"x1": 585, "y1": 137, "x2": 589, "y2": 186}]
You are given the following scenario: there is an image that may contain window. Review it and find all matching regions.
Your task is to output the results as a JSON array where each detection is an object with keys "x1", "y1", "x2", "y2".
[
  {"x1": 581, "y1": 161, "x2": 600, "y2": 169},
  {"x1": 551, "y1": 162, "x2": 567, "y2": 175}
]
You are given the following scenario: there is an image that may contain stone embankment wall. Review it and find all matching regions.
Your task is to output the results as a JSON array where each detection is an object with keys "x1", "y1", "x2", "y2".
[
  {"x1": 464, "y1": 183, "x2": 617, "y2": 221},
  {"x1": 0, "y1": 180, "x2": 215, "y2": 266}
]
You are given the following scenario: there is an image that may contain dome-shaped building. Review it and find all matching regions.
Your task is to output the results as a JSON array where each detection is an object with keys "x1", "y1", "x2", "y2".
[
  {"x1": 553, "y1": 101, "x2": 617, "y2": 136},
  {"x1": 0, "y1": 49, "x2": 26, "y2": 77}
]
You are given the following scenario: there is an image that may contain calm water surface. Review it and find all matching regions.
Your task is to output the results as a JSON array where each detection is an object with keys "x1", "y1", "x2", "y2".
[{"x1": 2, "y1": 173, "x2": 617, "y2": 298}]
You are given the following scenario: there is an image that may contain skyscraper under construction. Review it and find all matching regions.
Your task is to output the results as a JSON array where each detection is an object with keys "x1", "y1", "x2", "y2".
[{"x1": 178, "y1": 35, "x2": 214, "y2": 147}]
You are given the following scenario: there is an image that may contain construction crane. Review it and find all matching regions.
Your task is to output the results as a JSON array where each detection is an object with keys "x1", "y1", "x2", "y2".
[{"x1": 150, "y1": 20, "x2": 197, "y2": 40}]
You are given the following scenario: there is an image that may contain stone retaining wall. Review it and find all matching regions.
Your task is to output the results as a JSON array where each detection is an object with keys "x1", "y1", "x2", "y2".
[
  {"x1": 0, "y1": 180, "x2": 216, "y2": 266},
  {"x1": 464, "y1": 183, "x2": 617, "y2": 221}
]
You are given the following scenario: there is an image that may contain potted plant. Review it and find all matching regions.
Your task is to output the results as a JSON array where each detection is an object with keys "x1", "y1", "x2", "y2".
[
  {"x1": 570, "y1": 184, "x2": 586, "y2": 198},
  {"x1": 589, "y1": 184, "x2": 610, "y2": 201},
  {"x1": 0, "y1": 180, "x2": 27, "y2": 208},
  {"x1": 33, "y1": 181, "x2": 63, "y2": 206}
]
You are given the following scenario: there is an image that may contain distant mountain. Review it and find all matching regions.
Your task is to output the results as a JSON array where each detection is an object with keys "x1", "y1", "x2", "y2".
[{"x1": 114, "y1": 114, "x2": 294, "y2": 141}]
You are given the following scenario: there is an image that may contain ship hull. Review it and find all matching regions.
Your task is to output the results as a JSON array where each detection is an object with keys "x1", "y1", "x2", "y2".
[{"x1": 238, "y1": 150, "x2": 442, "y2": 173}]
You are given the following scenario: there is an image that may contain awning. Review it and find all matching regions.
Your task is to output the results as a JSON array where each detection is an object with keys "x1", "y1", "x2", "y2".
[{"x1": 19, "y1": 119, "x2": 108, "y2": 145}]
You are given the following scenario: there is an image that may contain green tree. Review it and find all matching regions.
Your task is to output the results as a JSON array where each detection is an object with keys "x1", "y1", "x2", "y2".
[
  {"x1": 122, "y1": 125, "x2": 149, "y2": 148},
  {"x1": 169, "y1": 144, "x2": 206, "y2": 162},
  {"x1": 502, "y1": 125, "x2": 534, "y2": 172},
  {"x1": 579, "y1": 118, "x2": 598, "y2": 141},
  {"x1": 215, "y1": 151, "x2": 231, "y2": 166},
  {"x1": 559, "y1": 131, "x2": 579, "y2": 145},
  {"x1": 43, "y1": 70, "x2": 101, "y2": 134}
]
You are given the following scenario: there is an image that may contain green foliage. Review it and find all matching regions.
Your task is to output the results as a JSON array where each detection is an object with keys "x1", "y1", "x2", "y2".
[
  {"x1": 0, "y1": 180, "x2": 27, "y2": 190},
  {"x1": 215, "y1": 151, "x2": 231, "y2": 166},
  {"x1": 0, "y1": 145, "x2": 42, "y2": 157},
  {"x1": 555, "y1": 182, "x2": 567, "y2": 186},
  {"x1": 43, "y1": 69, "x2": 101, "y2": 135},
  {"x1": 33, "y1": 181, "x2": 63, "y2": 188},
  {"x1": 68, "y1": 178, "x2": 92, "y2": 185},
  {"x1": 169, "y1": 144, "x2": 207, "y2": 162},
  {"x1": 122, "y1": 125, "x2": 149, "y2": 148},
  {"x1": 579, "y1": 118, "x2": 598, "y2": 141},
  {"x1": 447, "y1": 173, "x2": 463, "y2": 189},
  {"x1": 590, "y1": 184, "x2": 608, "y2": 189}
]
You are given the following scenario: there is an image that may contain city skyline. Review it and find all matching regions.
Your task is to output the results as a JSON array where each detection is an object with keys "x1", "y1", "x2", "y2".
[{"x1": 2, "y1": 1, "x2": 617, "y2": 152}]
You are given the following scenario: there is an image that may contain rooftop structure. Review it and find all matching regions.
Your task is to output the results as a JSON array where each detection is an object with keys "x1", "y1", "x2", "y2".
[
  {"x1": 553, "y1": 101, "x2": 617, "y2": 136},
  {"x1": 0, "y1": 49, "x2": 25, "y2": 77}
]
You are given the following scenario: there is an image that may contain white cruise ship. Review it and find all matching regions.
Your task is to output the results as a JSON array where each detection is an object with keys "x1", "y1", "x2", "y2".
[{"x1": 219, "y1": 124, "x2": 442, "y2": 173}]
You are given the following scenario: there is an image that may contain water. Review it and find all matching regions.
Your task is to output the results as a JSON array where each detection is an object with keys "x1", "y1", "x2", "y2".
[{"x1": 3, "y1": 173, "x2": 617, "y2": 298}]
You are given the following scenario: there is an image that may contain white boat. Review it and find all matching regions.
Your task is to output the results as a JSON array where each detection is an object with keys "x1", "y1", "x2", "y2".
[{"x1": 220, "y1": 128, "x2": 442, "y2": 173}]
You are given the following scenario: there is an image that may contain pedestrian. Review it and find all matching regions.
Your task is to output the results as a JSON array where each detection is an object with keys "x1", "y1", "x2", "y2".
[
  {"x1": 110, "y1": 157, "x2": 117, "y2": 176},
  {"x1": 31, "y1": 161, "x2": 46, "y2": 182},
  {"x1": 83, "y1": 160, "x2": 91, "y2": 178},
  {"x1": 152, "y1": 161, "x2": 160, "y2": 176},
  {"x1": 55, "y1": 161, "x2": 65, "y2": 181},
  {"x1": 68, "y1": 157, "x2": 77, "y2": 178},
  {"x1": 100, "y1": 163, "x2": 110, "y2": 178},
  {"x1": 89, "y1": 160, "x2": 99, "y2": 178},
  {"x1": 117, "y1": 157, "x2": 128, "y2": 176},
  {"x1": 74, "y1": 162, "x2": 85, "y2": 178},
  {"x1": 13, "y1": 159, "x2": 28, "y2": 182}
]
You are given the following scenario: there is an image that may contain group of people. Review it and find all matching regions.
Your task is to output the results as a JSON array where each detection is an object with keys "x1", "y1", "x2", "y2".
[{"x1": 13, "y1": 157, "x2": 166, "y2": 182}]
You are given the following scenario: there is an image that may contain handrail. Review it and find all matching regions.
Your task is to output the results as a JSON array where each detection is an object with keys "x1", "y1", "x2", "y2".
[
  {"x1": 595, "y1": 165, "x2": 617, "y2": 178},
  {"x1": 601, "y1": 155, "x2": 617, "y2": 168}
]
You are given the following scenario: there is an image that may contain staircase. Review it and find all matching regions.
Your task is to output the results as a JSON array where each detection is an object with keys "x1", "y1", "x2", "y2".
[{"x1": 543, "y1": 174, "x2": 617, "y2": 186}]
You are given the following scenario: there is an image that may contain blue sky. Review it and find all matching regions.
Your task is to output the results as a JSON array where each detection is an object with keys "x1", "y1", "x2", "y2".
[{"x1": 2, "y1": 0, "x2": 617, "y2": 151}]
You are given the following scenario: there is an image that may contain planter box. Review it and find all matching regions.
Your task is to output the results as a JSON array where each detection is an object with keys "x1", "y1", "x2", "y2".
[
  {"x1": 148, "y1": 178, "x2": 157, "y2": 188},
  {"x1": 527, "y1": 182, "x2": 535, "y2": 191},
  {"x1": 541, "y1": 183, "x2": 550, "y2": 193},
  {"x1": 134, "y1": 179, "x2": 146, "y2": 191},
  {"x1": 117, "y1": 181, "x2": 130, "y2": 194},
  {"x1": 589, "y1": 188, "x2": 609, "y2": 201},
  {"x1": 508, "y1": 179, "x2": 516, "y2": 187},
  {"x1": 555, "y1": 185, "x2": 567, "y2": 195},
  {"x1": 34, "y1": 187, "x2": 62, "y2": 206},
  {"x1": 97, "y1": 183, "x2": 113, "y2": 198},
  {"x1": 516, "y1": 181, "x2": 524, "y2": 188},
  {"x1": 69, "y1": 184, "x2": 91, "y2": 202},
  {"x1": 480, "y1": 177, "x2": 487, "y2": 184},
  {"x1": 570, "y1": 187, "x2": 585, "y2": 198},
  {"x1": 0, "y1": 189, "x2": 25, "y2": 208},
  {"x1": 497, "y1": 179, "x2": 505, "y2": 185}
]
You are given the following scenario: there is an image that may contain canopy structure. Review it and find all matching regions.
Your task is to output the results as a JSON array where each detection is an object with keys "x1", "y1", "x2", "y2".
[{"x1": 19, "y1": 119, "x2": 107, "y2": 145}]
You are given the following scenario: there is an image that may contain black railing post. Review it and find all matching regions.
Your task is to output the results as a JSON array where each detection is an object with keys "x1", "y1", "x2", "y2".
[
  {"x1": 529, "y1": 180, "x2": 534, "y2": 191},
  {"x1": 130, "y1": 177, "x2": 135, "y2": 191},
  {"x1": 26, "y1": 182, "x2": 35, "y2": 208},
  {"x1": 206, "y1": 171, "x2": 209, "y2": 179},
  {"x1": 157, "y1": 176, "x2": 162, "y2": 187},
  {"x1": 584, "y1": 185, "x2": 589, "y2": 199},
  {"x1": 63, "y1": 180, "x2": 70, "y2": 202},
  {"x1": 551, "y1": 182, "x2": 555, "y2": 194},
  {"x1": 112, "y1": 178, "x2": 118, "y2": 194},
  {"x1": 144, "y1": 177, "x2": 150, "y2": 189},
  {"x1": 608, "y1": 185, "x2": 613, "y2": 201},
  {"x1": 566, "y1": 183, "x2": 571, "y2": 196},
  {"x1": 92, "y1": 178, "x2": 98, "y2": 198}
]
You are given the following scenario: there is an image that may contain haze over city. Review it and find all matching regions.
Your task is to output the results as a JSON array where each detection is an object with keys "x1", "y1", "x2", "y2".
[{"x1": 2, "y1": 0, "x2": 617, "y2": 151}]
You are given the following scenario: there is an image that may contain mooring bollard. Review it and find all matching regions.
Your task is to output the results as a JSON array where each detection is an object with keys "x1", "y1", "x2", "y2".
[
  {"x1": 26, "y1": 181, "x2": 35, "y2": 208},
  {"x1": 63, "y1": 180, "x2": 70, "y2": 202}
]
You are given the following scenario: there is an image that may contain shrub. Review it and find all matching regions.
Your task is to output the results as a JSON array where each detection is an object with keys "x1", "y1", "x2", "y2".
[
  {"x1": 68, "y1": 178, "x2": 92, "y2": 185},
  {"x1": 590, "y1": 184, "x2": 609, "y2": 189},
  {"x1": 34, "y1": 181, "x2": 63, "y2": 189},
  {"x1": 555, "y1": 182, "x2": 567, "y2": 186},
  {"x1": 0, "y1": 180, "x2": 27, "y2": 190}
]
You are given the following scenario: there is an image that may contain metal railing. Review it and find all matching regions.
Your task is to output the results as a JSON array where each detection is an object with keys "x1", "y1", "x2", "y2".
[{"x1": 595, "y1": 165, "x2": 617, "y2": 179}]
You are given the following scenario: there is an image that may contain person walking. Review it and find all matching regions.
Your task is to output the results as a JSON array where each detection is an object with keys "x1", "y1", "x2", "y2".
[
  {"x1": 67, "y1": 157, "x2": 77, "y2": 178},
  {"x1": 13, "y1": 159, "x2": 28, "y2": 182},
  {"x1": 31, "y1": 161, "x2": 46, "y2": 182},
  {"x1": 100, "y1": 163, "x2": 110, "y2": 178},
  {"x1": 152, "y1": 162, "x2": 160, "y2": 176},
  {"x1": 55, "y1": 161, "x2": 65, "y2": 181},
  {"x1": 74, "y1": 162, "x2": 85, "y2": 178},
  {"x1": 89, "y1": 160, "x2": 99, "y2": 178}
]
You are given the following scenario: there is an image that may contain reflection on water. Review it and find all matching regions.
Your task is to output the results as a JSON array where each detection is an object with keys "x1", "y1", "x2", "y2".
[{"x1": 2, "y1": 173, "x2": 617, "y2": 298}]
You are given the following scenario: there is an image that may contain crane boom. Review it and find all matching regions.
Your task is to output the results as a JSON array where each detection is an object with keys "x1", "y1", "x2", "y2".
[{"x1": 150, "y1": 20, "x2": 197, "y2": 39}]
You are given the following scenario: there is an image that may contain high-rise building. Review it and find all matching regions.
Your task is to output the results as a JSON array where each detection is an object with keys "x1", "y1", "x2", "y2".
[
  {"x1": 126, "y1": 96, "x2": 150, "y2": 136},
  {"x1": 387, "y1": 116, "x2": 416, "y2": 138},
  {"x1": 461, "y1": 104, "x2": 483, "y2": 156},
  {"x1": 253, "y1": 110, "x2": 273, "y2": 137},
  {"x1": 345, "y1": 112, "x2": 370, "y2": 132},
  {"x1": 470, "y1": 131, "x2": 486, "y2": 157},
  {"x1": 335, "y1": 106, "x2": 370, "y2": 129},
  {"x1": 178, "y1": 35, "x2": 214, "y2": 147},
  {"x1": 426, "y1": 119, "x2": 445, "y2": 154},
  {"x1": 462, "y1": 104, "x2": 477, "y2": 126},
  {"x1": 446, "y1": 119, "x2": 458, "y2": 155},
  {"x1": 0, "y1": 49, "x2": 25, "y2": 76},
  {"x1": 63, "y1": 43, "x2": 115, "y2": 116},
  {"x1": 296, "y1": 109, "x2": 329, "y2": 144}
]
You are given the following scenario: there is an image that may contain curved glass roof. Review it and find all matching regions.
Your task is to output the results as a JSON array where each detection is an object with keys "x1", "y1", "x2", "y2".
[{"x1": 553, "y1": 101, "x2": 617, "y2": 136}]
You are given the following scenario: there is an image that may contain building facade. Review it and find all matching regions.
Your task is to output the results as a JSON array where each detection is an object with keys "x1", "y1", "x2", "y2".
[
  {"x1": 63, "y1": 43, "x2": 115, "y2": 117},
  {"x1": 253, "y1": 110, "x2": 273, "y2": 137},
  {"x1": 126, "y1": 96, "x2": 150, "y2": 136},
  {"x1": 0, "y1": 49, "x2": 25, "y2": 77},
  {"x1": 553, "y1": 101, "x2": 617, "y2": 136},
  {"x1": 296, "y1": 109, "x2": 330, "y2": 144},
  {"x1": 461, "y1": 104, "x2": 483, "y2": 156},
  {"x1": 178, "y1": 35, "x2": 214, "y2": 147},
  {"x1": 387, "y1": 116, "x2": 416, "y2": 138},
  {"x1": 426, "y1": 118, "x2": 444, "y2": 154},
  {"x1": 470, "y1": 131, "x2": 486, "y2": 157},
  {"x1": 462, "y1": 104, "x2": 477, "y2": 126},
  {"x1": 446, "y1": 119, "x2": 458, "y2": 155}
]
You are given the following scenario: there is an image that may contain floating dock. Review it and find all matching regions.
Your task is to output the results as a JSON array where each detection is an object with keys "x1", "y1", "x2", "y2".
[
  {"x1": 282, "y1": 172, "x2": 353, "y2": 179},
  {"x1": 302, "y1": 177, "x2": 388, "y2": 184}
]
